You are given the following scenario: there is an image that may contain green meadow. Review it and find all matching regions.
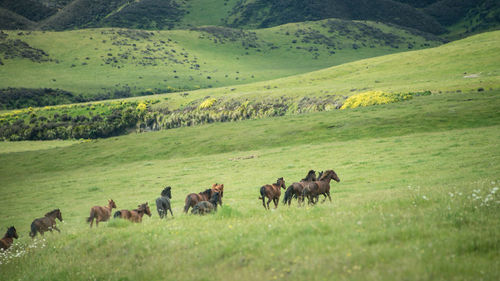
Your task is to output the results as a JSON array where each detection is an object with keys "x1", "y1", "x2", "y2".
[{"x1": 0, "y1": 88, "x2": 499, "y2": 280}]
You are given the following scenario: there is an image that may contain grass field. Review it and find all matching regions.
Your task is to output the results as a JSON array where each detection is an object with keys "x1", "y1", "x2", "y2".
[
  {"x1": 0, "y1": 88, "x2": 499, "y2": 280},
  {"x1": 0, "y1": 19, "x2": 442, "y2": 98}
]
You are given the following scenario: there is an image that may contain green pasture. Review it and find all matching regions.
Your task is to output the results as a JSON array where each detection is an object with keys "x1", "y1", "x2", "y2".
[
  {"x1": 0, "y1": 19, "x2": 441, "y2": 98},
  {"x1": 0, "y1": 89, "x2": 499, "y2": 280}
]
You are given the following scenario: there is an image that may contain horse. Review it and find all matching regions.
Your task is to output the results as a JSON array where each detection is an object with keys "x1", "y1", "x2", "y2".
[
  {"x1": 156, "y1": 186, "x2": 173, "y2": 219},
  {"x1": 184, "y1": 189, "x2": 214, "y2": 213},
  {"x1": 304, "y1": 170, "x2": 340, "y2": 204},
  {"x1": 87, "y1": 199, "x2": 117, "y2": 228},
  {"x1": 283, "y1": 170, "x2": 317, "y2": 206},
  {"x1": 29, "y1": 209, "x2": 63, "y2": 238},
  {"x1": 211, "y1": 183, "x2": 224, "y2": 206},
  {"x1": 259, "y1": 177, "x2": 286, "y2": 209},
  {"x1": 114, "y1": 202, "x2": 152, "y2": 223},
  {"x1": 191, "y1": 192, "x2": 221, "y2": 215},
  {"x1": 0, "y1": 226, "x2": 18, "y2": 250}
]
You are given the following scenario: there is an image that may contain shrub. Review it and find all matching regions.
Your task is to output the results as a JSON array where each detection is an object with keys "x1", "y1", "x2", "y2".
[{"x1": 341, "y1": 91, "x2": 415, "y2": 109}]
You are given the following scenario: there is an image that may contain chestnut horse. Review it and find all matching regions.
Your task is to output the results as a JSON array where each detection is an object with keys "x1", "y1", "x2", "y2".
[
  {"x1": 283, "y1": 170, "x2": 317, "y2": 206},
  {"x1": 0, "y1": 226, "x2": 18, "y2": 250},
  {"x1": 211, "y1": 183, "x2": 224, "y2": 206},
  {"x1": 259, "y1": 177, "x2": 286, "y2": 209},
  {"x1": 29, "y1": 209, "x2": 63, "y2": 238},
  {"x1": 191, "y1": 192, "x2": 221, "y2": 215},
  {"x1": 87, "y1": 199, "x2": 117, "y2": 228},
  {"x1": 114, "y1": 202, "x2": 152, "y2": 223},
  {"x1": 304, "y1": 170, "x2": 340, "y2": 204},
  {"x1": 184, "y1": 189, "x2": 214, "y2": 213}
]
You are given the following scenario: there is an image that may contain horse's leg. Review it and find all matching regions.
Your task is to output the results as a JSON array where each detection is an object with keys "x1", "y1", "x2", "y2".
[
  {"x1": 262, "y1": 196, "x2": 267, "y2": 209},
  {"x1": 53, "y1": 226, "x2": 61, "y2": 233},
  {"x1": 327, "y1": 192, "x2": 332, "y2": 202},
  {"x1": 322, "y1": 194, "x2": 328, "y2": 203},
  {"x1": 266, "y1": 197, "x2": 272, "y2": 209},
  {"x1": 169, "y1": 206, "x2": 174, "y2": 217},
  {"x1": 273, "y1": 198, "x2": 279, "y2": 208}
]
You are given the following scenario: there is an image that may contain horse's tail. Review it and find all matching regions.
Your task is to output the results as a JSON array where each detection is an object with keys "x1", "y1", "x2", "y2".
[
  {"x1": 259, "y1": 186, "x2": 267, "y2": 208},
  {"x1": 29, "y1": 222, "x2": 37, "y2": 238},
  {"x1": 113, "y1": 210, "x2": 122, "y2": 218},
  {"x1": 283, "y1": 186, "x2": 292, "y2": 204},
  {"x1": 184, "y1": 196, "x2": 192, "y2": 213},
  {"x1": 86, "y1": 208, "x2": 95, "y2": 223}
]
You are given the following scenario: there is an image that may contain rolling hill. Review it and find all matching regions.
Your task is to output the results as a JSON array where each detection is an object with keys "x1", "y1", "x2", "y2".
[{"x1": 0, "y1": 19, "x2": 443, "y2": 104}]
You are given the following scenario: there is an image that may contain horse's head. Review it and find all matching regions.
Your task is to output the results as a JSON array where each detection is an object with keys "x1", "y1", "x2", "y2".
[
  {"x1": 139, "y1": 202, "x2": 152, "y2": 217},
  {"x1": 161, "y1": 186, "x2": 172, "y2": 199},
  {"x1": 56, "y1": 209, "x2": 63, "y2": 222},
  {"x1": 7, "y1": 226, "x2": 18, "y2": 239},
  {"x1": 277, "y1": 177, "x2": 286, "y2": 189},
  {"x1": 109, "y1": 199, "x2": 117, "y2": 209},
  {"x1": 318, "y1": 171, "x2": 324, "y2": 180},
  {"x1": 323, "y1": 170, "x2": 340, "y2": 182}
]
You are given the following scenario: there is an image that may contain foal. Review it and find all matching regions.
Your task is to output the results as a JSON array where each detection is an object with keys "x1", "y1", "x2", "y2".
[
  {"x1": 87, "y1": 199, "x2": 117, "y2": 228},
  {"x1": 29, "y1": 209, "x2": 63, "y2": 238},
  {"x1": 259, "y1": 177, "x2": 286, "y2": 209},
  {"x1": 114, "y1": 202, "x2": 152, "y2": 223},
  {"x1": 0, "y1": 226, "x2": 18, "y2": 250}
]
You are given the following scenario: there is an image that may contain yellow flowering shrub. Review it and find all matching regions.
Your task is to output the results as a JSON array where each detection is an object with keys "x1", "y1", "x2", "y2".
[
  {"x1": 198, "y1": 98, "x2": 217, "y2": 109},
  {"x1": 340, "y1": 91, "x2": 414, "y2": 109},
  {"x1": 136, "y1": 102, "x2": 147, "y2": 111}
]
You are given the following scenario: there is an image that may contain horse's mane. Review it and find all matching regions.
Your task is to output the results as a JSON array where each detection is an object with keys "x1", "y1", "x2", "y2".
[
  {"x1": 201, "y1": 189, "x2": 212, "y2": 196},
  {"x1": 302, "y1": 170, "x2": 316, "y2": 181},
  {"x1": 161, "y1": 186, "x2": 172, "y2": 198},
  {"x1": 45, "y1": 209, "x2": 60, "y2": 217},
  {"x1": 319, "y1": 170, "x2": 333, "y2": 181}
]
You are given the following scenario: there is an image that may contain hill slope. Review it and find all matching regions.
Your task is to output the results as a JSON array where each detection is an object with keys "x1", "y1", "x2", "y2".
[{"x1": 0, "y1": 19, "x2": 443, "y2": 101}]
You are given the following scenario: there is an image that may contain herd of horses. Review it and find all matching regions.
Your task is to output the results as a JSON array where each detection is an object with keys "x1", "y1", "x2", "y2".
[{"x1": 1, "y1": 170, "x2": 338, "y2": 251}]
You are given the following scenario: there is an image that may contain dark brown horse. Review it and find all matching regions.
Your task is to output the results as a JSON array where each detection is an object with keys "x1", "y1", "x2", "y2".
[
  {"x1": 211, "y1": 183, "x2": 224, "y2": 206},
  {"x1": 283, "y1": 170, "x2": 317, "y2": 206},
  {"x1": 29, "y1": 209, "x2": 63, "y2": 238},
  {"x1": 304, "y1": 170, "x2": 340, "y2": 204},
  {"x1": 0, "y1": 226, "x2": 18, "y2": 250},
  {"x1": 114, "y1": 202, "x2": 152, "y2": 223},
  {"x1": 184, "y1": 189, "x2": 214, "y2": 213},
  {"x1": 87, "y1": 199, "x2": 117, "y2": 228},
  {"x1": 259, "y1": 177, "x2": 286, "y2": 209}
]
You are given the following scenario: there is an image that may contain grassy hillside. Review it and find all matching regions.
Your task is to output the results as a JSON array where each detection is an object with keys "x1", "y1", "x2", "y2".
[
  {"x1": 0, "y1": 19, "x2": 442, "y2": 101},
  {"x1": 0, "y1": 89, "x2": 498, "y2": 280}
]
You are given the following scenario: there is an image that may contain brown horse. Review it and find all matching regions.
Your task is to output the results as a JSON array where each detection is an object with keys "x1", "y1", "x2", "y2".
[
  {"x1": 87, "y1": 199, "x2": 117, "y2": 228},
  {"x1": 0, "y1": 226, "x2": 18, "y2": 250},
  {"x1": 259, "y1": 177, "x2": 286, "y2": 209},
  {"x1": 283, "y1": 170, "x2": 317, "y2": 206},
  {"x1": 211, "y1": 183, "x2": 224, "y2": 205},
  {"x1": 114, "y1": 202, "x2": 152, "y2": 223},
  {"x1": 304, "y1": 170, "x2": 340, "y2": 204},
  {"x1": 29, "y1": 209, "x2": 63, "y2": 238},
  {"x1": 184, "y1": 189, "x2": 214, "y2": 213}
]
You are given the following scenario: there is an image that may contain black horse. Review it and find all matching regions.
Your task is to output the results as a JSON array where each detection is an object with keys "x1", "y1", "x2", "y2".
[
  {"x1": 191, "y1": 192, "x2": 220, "y2": 215},
  {"x1": 156, "y1": 186, "x2": 173, "y2": 219}
]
